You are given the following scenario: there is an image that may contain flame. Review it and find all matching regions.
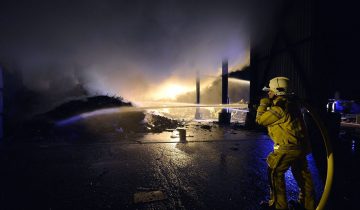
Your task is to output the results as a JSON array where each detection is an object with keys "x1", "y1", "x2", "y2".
[{"x1": 153, "y1": 83, "x2": 193, "y2": 100}]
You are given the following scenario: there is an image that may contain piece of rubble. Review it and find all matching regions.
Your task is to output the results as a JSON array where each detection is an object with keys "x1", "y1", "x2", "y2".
[
  {"x1": 133, "y1": 190, "x2": 167, "y2": 204},
  {"x1": 200, "y1": 124, "x2": 212, "y2": 130},
  {"x1": 115, "y1": 127, "x2": 124, "y2": 133}
]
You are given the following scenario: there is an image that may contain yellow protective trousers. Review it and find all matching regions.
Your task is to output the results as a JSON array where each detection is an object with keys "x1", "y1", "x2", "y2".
[{"x1": 266, "y1": 150, "x2": 315, "y2": 210}]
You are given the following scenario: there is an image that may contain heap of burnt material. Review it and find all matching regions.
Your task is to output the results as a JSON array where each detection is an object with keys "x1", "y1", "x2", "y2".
[
  {"x1": 45, "y1": 95, "x2": 132, "y2": 120},
  {"x1": 145, "y1": 114, "x2": 181, "y2": 133},
  {"x1": 19, "y1": 95, "x2": 181, "y2": 142},
  {"x1": 19, "y1": 96, "x2": 135, "y2": 140}
]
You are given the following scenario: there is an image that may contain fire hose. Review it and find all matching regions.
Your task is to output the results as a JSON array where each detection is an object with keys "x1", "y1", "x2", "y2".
[
  {"x1": 300, "y1": 100, "x2": 334, "y2": 210},
  {"x1": 55, "y1": 100, "x2": 334, "y2": 209}
]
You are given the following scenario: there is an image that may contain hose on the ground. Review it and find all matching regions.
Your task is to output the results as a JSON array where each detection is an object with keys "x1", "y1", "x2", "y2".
[{"x1": 300, "y1": 100, "x2": 334, "y2": 210}]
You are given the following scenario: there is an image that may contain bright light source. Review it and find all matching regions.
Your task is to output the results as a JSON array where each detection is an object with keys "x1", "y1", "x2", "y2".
[{"x1": 155, "y1": 84, "x2": 192, "y2": 100}]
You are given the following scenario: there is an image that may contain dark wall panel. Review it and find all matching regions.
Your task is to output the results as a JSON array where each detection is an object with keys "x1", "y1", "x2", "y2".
[{"x1": 250, "y1": 0, "x2": 323, "y2": 108}]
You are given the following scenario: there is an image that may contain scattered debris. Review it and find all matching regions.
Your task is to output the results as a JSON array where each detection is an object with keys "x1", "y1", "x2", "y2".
[
  {"x1": 171, "y1": 130, "x2": 179, "y2": 138},
  {"x1": 136, "y1": 187, "x2": 162, "y2": 191},
  {"x1": 115, "y1": 127, "x2": 124, "y2": 133},
  {"x1": 133, "y1": 190, "x2": 167, "y2": 204},
  {"x1": 200, "y1": 124, "x2": 212, "y2": 130},
  {"x1": 145, "y1": 113, "x2": 181, "y2": 133}
]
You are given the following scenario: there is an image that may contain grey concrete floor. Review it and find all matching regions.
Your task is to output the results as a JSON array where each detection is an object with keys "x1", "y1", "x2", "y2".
[{"x1": 0, "y1": 123, "x2": 328, "y2": 210}]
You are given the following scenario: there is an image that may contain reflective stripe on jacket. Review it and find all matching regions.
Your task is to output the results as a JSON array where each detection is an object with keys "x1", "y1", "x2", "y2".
[{"x1": 256, "y1": 97, "x2": 307, "y2": 146}]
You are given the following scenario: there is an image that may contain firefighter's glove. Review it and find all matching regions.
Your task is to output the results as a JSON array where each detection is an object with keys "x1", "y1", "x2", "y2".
[{"x1": 257, "y1": 98, "x2": 271, "y2": 113}]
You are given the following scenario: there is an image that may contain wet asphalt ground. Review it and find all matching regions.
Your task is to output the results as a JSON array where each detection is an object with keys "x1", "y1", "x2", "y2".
[{"x1": 0, "y1": 122, "x2": 358, "y2": 210}]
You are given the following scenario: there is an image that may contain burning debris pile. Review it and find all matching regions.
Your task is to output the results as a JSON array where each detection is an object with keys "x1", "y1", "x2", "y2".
[
  {"x1": 19, "y1": 95, "x2": 181, "y2": 142},
  {"x1": 45, "y1": 95, "x2": 132, "y2": 120},
  {"x1": 144, "y1": 113, "x2": 182, "y2": 133}
]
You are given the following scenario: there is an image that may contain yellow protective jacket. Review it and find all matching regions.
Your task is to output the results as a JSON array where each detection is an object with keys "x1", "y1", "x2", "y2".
[{"x1": 256, "y1": 96, "x2": 308, "y2": 148}]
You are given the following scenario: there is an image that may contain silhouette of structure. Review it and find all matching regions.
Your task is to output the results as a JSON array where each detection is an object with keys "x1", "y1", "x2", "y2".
[{"x1": 218, "y1": 59, "x2": 231, "y2": 125}]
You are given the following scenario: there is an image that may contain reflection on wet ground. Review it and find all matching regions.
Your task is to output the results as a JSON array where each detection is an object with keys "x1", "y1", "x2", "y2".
[
  {"x1": 331, "y1": 130, "x2": 360, "y2": 209},
  {"x1": 0, "y1": 122, "x2": 329, "y2": 210}
]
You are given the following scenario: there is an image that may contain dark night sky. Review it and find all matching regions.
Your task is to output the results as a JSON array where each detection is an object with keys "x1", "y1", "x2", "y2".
[{"x1": 0, "y1": 0, "x2": 270, "y2": 101}]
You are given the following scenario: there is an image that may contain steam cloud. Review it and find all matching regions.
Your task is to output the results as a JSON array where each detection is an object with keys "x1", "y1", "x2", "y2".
[{"x1": 0, "y1": 0, "x2": 274, "y2": 105}]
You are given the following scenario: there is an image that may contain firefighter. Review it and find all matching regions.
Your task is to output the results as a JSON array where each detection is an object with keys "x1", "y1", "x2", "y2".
[{"x1": 256, "y1": 77, "x2": 315, "y2": 210}]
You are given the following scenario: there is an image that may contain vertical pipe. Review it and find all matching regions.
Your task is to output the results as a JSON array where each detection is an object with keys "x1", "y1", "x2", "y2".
[
  {"x1": 219, "y1": 59, "x2": 231, "y2": 125},
  {"x1": 196, "y1": 71, "x2": 200, "y2": 104},
  {"x1": 222, "y1": 59, "x2": 228, "y2": 106},
  {"x1": 195, "y1": 71, "x2": 201, "y2": 119}
]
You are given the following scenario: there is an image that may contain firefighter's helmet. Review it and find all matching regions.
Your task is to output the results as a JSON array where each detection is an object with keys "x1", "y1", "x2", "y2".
[{"x1": 262, "y1": 77, "x2": 290, "y2": 96}]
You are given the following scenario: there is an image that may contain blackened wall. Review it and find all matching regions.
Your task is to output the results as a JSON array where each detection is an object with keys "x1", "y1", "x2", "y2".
[
  {"x1": 250, "y1": 0, "x2": 360, "y2": 109},
  {"x1": 315, "y1": 1, "x2": 360, "y2": 100}
]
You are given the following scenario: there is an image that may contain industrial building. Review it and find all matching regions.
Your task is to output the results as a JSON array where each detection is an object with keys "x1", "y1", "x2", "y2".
[{"x1": 0, "y1": 0, "x2": 359, "y2": 209}]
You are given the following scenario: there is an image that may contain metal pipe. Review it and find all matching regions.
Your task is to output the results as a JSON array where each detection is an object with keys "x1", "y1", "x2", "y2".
[
  {"x1": 222, "y1": 59, "x2": 228, "y2": 106},
  {"x1": 195, "y1": 71, "x2": 201, "y2": 119},
  {"x1": 196, "y1": 71, "x2": 200, "y2": 104},
  {"x1": 219, "y1": 59, "x2": 231, "y2": 125}
]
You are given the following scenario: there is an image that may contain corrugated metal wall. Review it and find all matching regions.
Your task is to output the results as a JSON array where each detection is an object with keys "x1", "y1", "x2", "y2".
[{"x1": 250, "y1": 0, "x2": 324, "y2": 108}]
